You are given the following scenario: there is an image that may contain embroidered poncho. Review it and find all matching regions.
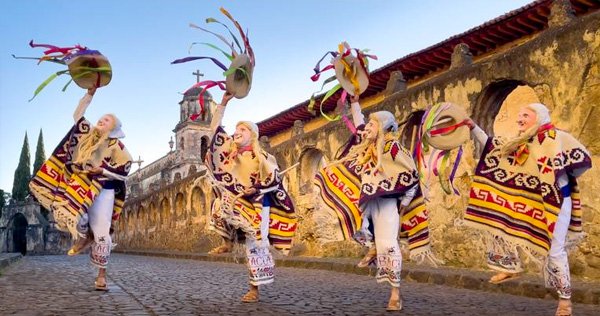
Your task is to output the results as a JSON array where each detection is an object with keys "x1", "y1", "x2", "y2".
[
  {"x1": 315, "y1": 126, "x2": 434, "y2": 260},
  {"x1": 466, "y1": 125, "x2": 592, "y2": 256},
  {"x1": 29, "y1": 117, "x2": 132, "y2": 236},
  {"x1": 207, "y1": 126, "x2": 297, "y2": 255}
]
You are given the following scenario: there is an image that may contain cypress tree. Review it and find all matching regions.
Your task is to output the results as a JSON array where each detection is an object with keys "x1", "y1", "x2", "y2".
[
  {"x1": 0, "y1": 189, "x2": 4, "y2": 217},
  {"x1": 33, "y1": 128, "x2": 46, "y2": 176},
  {"x1": 12, "y1": 132, "x2": 31, "y2": 201}
]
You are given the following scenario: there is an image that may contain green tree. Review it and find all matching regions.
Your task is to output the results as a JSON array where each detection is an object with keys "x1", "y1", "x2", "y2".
[
  {"x1": 33, "y1": 128, "x2": 46, "y2": 176},
  {"x1": 12, "y1": 132, "x2": 31, "y2": 202},
  {"x1": 0, "y1": 189, "x2": 4, "y2": 218}
]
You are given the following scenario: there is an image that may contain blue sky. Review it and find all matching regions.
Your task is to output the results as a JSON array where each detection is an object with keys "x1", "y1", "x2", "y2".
[{"x1": 0, "y1": 0, "x2": 531, "y2": 193}]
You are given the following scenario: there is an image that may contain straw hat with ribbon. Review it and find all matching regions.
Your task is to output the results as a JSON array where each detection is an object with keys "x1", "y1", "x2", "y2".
[
  {"x1": 414, "y1": 102, "x2": 470, "y2": 195},
  {"x1": 172, "y1": 7, "x2": 254, "y2": 120},
  {"x1": 308, "y1": 42, "x2": 377, "y2": 123},
  {"x1": 13, "y1": 41, "x2": 112, "y2": 101},
  {"x1": 422, "y1": 102, "x2": 470, "y2": 151}
]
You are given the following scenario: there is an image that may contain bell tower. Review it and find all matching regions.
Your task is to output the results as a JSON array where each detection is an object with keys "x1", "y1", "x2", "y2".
[{"x1": 173, "y1": 70, "x2": 214, "y2": 164}]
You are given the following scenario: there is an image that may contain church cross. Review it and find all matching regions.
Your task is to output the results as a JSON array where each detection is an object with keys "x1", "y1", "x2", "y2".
[
  {"x1": 132, "y1": 155, "x2": 144, "y2": 171},
  {"x1": 193, "y1": 70, "x2": 204, "y2": 83}
]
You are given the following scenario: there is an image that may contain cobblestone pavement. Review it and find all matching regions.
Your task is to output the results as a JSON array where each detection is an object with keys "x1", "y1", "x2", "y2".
[{"x1": 1, "y1": 254, "x2": 599, "y2": 315}]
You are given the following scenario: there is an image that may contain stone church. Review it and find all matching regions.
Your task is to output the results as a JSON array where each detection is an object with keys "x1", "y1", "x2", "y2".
[
  {"x1": 114, "y1": 0, "x2": 600, "y2": 280},
  {"x1": 116, "y1": 85, "x2": 220, "y2": 251},
  {"x1": 127, "y1": 86, "x2": 214, "y2": 197}
]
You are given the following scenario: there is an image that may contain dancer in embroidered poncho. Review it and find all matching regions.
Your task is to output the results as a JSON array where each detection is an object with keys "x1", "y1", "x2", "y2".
[
  {"x1": 314, "y1": 94, "x2": 435, "y2": 312},
  {"x1": 465, "y1": 103, "x2": 592, "y2": 316},
  {"x1": 29, "y1": 88, "x2": 132, "y2": 290},
  {"x1": 206, "y1": 92, "x2": 297, "y2": 303}
]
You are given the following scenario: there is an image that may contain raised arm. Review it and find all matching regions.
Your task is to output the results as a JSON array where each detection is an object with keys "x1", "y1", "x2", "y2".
[
  {"x1": 465, "y1": 118, "x2": 488, "y2": 147},
  {"x1": 209, "y1": 92, "x2": 235, "y2": 135},
  {"x1": 73, "y1": 88, "x2": 96, "y2": 123},
  {"x1": 349, "y1": 93, "x2": 365, "y2": 127}
]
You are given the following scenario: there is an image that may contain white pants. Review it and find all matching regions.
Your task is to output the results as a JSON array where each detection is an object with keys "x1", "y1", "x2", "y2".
[
  {"x1": 78, "y1": 189, "x2": 114, "y2": 268},
  {"x1": 487, "y1": 197, "x2": 573, "y2": 299},
  {"x1": 364, "y1": 198, "x2": 402, "y2": 287},
  {"x1": 245, "y1": 206, "x2": 274, "y2": 286},
  {"x1": 545, "y1": 197, "x2": 572, "y2": 299}
]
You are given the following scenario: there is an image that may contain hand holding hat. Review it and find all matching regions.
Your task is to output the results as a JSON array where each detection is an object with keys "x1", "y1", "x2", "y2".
[
  {"x1": 172, "y1": 7, "x2": 254, "y2": 119},
  {"x1": 14, "y1": 41, "x2": 112, "y2": 101},
  {"x1": 308, "y1": 42, "x2": 377, "y2": 121}
]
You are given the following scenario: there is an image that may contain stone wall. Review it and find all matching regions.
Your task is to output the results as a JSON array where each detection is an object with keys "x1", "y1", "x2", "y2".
[
  {"x1": 116, "y1": 168, "x2": 223, "y2": 253},
  {"x1": 261, "y1": 11, "x2": 600, "y2": 278},
  {"x1": 117, "y1": 10, "x2": 600, "y2": 279},
  {"x1": 0, "y1": 200, "x2": 69, "y2": 255}
]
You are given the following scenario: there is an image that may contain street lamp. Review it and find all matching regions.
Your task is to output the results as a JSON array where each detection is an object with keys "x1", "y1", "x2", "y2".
[{"x1": 168, "y1": 136, "x2": 174, "y2": 152}]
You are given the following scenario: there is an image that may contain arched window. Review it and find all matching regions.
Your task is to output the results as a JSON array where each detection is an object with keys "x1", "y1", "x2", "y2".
[
  {"x1": 175, "y1": 192, "x2": 185, "y2": 220},
  {"x1": 160, "y1": 198, "x2": 170, "y2": 227},
  {"x1": 190, "y1": 186, "x2": 204, "y2": 217}
]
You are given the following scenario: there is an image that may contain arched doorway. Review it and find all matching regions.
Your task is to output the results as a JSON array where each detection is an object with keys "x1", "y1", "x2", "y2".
[
  {"x1": 473, "y1": 80, "x2": 541, "y2": 153},
  {"x1": 8, "y1": 213, "x2": 28, "y2": 255},
  {"x1": 474, "y1": 80, "x2": 535, "y2": 134},
  {"x1": 493, "y1": 85, "x2": 541, "y2": 138}
]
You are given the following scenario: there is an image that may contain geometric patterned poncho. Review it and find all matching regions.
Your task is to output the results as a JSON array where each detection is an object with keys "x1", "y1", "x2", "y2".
[
  {"x1": 29, "y1": 117, "x2": 132, "y2": 237},
  {"x1": 314, "y1": 126, "x2": 434, "y2": 262},
  {"x1": 466, "y1": 124, "x2": 592, "y2": 257},
  {"x1": 207, "y1": 126, "x2": 297, "y2": 255}
]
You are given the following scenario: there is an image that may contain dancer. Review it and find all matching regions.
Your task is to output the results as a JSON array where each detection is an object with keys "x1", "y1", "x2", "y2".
[
  {"x1": 315, "y1": 94, "x2": 435, "y2": 311},
  {"x1": 30, "y1": 88, "x2": 132, "y2": 290},
  {"x1": 465, "y1": 103, "x2": 592, "y2": 316},
  {"x1": 206, "y1": 92, "x2": 297, "y2": 302}
]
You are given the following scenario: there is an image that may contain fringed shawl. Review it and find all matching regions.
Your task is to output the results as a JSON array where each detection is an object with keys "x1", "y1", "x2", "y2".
[
  {"x1": 314, "y1": 125, "x2": 435, "y2": 262},
  {"x1": 466, "y1": 126, "x2": 592, "y2": 257},
  {"x1": 29, "y1": 117, "x2": 132, "y2": 236},
  {"x1": 207, "y1": 126, "x2": 297, "y2": 255}
]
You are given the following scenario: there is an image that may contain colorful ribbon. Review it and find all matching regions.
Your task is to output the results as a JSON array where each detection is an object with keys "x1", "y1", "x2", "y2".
[
  {"x1": 14, "y1": 41, "x2": 111, "y2": 100},
  {"x1": 185, "y1": 80, "x2": 226, "y2": 120},
  {"x1": 414, "y1": 103, "x2": 464, "y2": 196},
  {"x1": 307, "y1": 42, "x2": 377, "y2": 121},
  {"x1": 173, "y1": 7, "x2": 254, "y2": 117},
  {"x1": 429, "y1": 120, "x2": 469, "y2": 136}
]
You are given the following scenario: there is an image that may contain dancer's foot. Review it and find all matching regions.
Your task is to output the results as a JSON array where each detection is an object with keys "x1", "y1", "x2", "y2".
[
  {"x1": 241, "y1": 286, "x2": 259, "y2": 303},
  {"x1": 488, "y1": 272, "x2": 520, "y2": 284},
  {"x1": 67, "y1": 234, "x2": 93, "y2": 256},
  {"x1": 386, "y1": 287, "x2": 402, "y2": 311},
  {"x1": 555, "y1": 299, "x2": 572, "y2": 316},
  {"x1": 95, "y1": 269, "x2": 108, "y2": 291},
  {"x1": 208, "y1": 242, "x2": 233, "y2": 255},
  {"x1": 357, "y1": 247, "x2": 377, "y2": 268}
]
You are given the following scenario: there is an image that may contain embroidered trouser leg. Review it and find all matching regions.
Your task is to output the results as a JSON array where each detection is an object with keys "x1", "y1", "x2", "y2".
[
  {"x1": 245, "y1": 205, "x2": 274, "y2": 286},
  {"x1": 545, "y1": 197, "x2": 572, "y2": 299},
  {"x1": 87, "y1": 189, "x2": 114, "y2": 268},
  {"x1": 210, "y1": 212, "x2": 236, "y2": 242},
  {"x1": 486, "y1": 235, "x2": 524, "y2": 273},
  {"x1": 353, "y1": 207, "x2": 374, "y2": 247},
  {"x1": 367, "y1": 198, "x2": 402, "y2": 287}
]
